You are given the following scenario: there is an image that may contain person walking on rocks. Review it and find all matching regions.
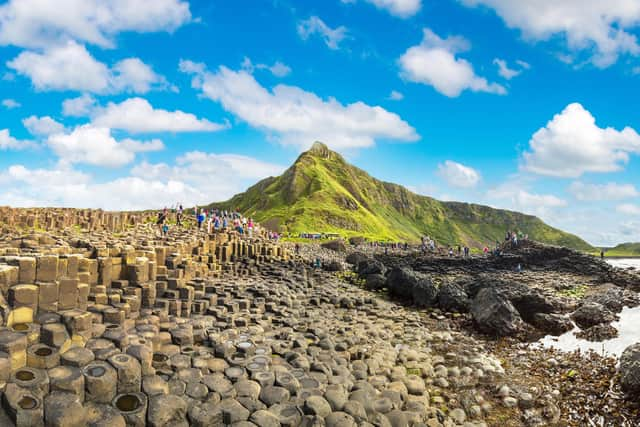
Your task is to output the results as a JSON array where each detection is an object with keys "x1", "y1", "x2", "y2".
[
  {"x1": 197, "y1": 209, "x2": 205, "y2": 230},
  {"x1": 156, "y1": 208, "x2": 168, "y2": 235},
  {"x1": 176, "y1": 204, "x2": 183, "y2": 226}
]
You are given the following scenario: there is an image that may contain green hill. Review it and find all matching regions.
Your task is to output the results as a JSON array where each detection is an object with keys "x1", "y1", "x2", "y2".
[
  {"x1": 603, "y1": 243, "x2": 640, "y2": 257},
  {"x1": 208, "y1": 142, "x2": 594, "y2": 251}
]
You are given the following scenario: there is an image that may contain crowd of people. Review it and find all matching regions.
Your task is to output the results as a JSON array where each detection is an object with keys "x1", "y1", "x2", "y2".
[{"x1": 154, "y1": 205, "x2": 260, "y2": 238}]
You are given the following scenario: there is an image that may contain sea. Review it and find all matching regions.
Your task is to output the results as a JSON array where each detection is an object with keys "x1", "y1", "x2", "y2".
[{"x1": 536, "y1": 258, "x2": 640, "y2": 358}]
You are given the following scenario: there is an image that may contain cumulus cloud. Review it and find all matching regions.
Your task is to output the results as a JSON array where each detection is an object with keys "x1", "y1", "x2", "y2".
[
  {"x1": 181, "y1": 63, "x2": 418, "y2": 150},
  {"x1": 297, "y1": 16, "x2": 347, "y2": 50},
  {"x1": 437, "y1": 160, "x2": 481, "y2": 188},
  {"x1": 342, "y1": 0, "x2": 422, "y2": 18},
  {"x1": 22, "y1": 115, "x2": 65, "y2": 136},
  {"x1": 522, "y1": 103, "x2": 640, "y2": 177},
  {"x1": 0, "y1": 151, "x2": 286, "y2": 210},
  {"x1": 487, "y1": 184, "x2": 567, "y2": 218},
  {"x1": 46, "y1": 125, "x2": 164, "y2": 168},
  {"x1": 2, "y1": 98, "x2": 20, "y2": 109},
  {"x1": 62, "y1": 94, "x2": 97, "y2": 117},
  {"x1": 399, "y1": 28, "x2": 506, "y2": 97},
  {"x1": 0, "y1": 129, "x2": 35, "y2": 150},
  {"x1": 0, "y1": 0, "x2": 191, "y2": 49},
  {"x1": 568, "y1": 181, "x2": 639, "y2": 201},
  {"x1": 7, "y1": 41, "x2": 170, "y2": 94},
  {"x1": 460, "y1": 0, "x2": 640, "y2": 67},
  {"x1": 617, "y1": 204, "x2": 640, "y2": 215},
  {"x1": 91, "y1": 97, "x2": 228, "y2": 133}
]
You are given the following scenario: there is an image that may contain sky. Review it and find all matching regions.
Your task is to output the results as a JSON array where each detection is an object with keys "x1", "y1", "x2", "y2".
[{"x1": 1, "y1": 0, "x2": 640, "y2": 246}]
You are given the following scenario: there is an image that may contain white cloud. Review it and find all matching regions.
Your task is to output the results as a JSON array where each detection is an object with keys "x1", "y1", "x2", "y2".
[
  {"x1": 181, "y1": 63, "x2": 418, "y2": 150},
  {"x1": 241, "y1": 57, "x2": 291, "y2": 78},
  {"x1": 522, "y1": 103, "x2": 640, "y2": 177},
  {"x1": 92, "y1": 97, "x2": 228, "y2": 133},
  {"x1": 0, "y1": 150, "x2": 286, "y2": 210},
  {"x1": 437, "y1": 160, "x2": 481, "y2": 188},
  {"x1": 399, "y1": 28, "x2": 506, "y2": 97},
  {"x1": 460, "y1": 0, "x2": 640, "y2": 67},
  {"x1": 46, "y1": 125, "x2": 163, "y2": 168},
  {"x1": 617, "y1": 204, "x2": 640, "y2": 215},
  {"x1": 342, "y1": 0, "x2": 422, "y2": 18},
  {"x1": 22, "y1": 115, "x2": 65, "y2": 136},
  {"x1": 297, "y1": 16, "x2": 347, "y2": 50},
  {"x1": 8, "y1": 41, "x2": 110, "y2": 92},
  {"x1": 62, "y1": 94, "x2": 97, "y2": 117},
  {"x1": 493, "y1": 58, "x2": 529, "y2": 79},
  {"x1": 569, "y1": 181, "x2": 639, "y2": 201},
  {"x1": 487, "y1": 184, "x2": 567, "y2": 218},
  {"x1": 2, "y1": 98, "x2": 20, "y2": 109},
  {"x1": 0, "y1": 0, "x2": 191, "y2": 49},
  {"x1": 0, "y1": 129, "x2": 35, "y2": 150},
  {"x1": 7, "y1": 41, "x2": 170, "y2": 94},
  {"x1": 110, "y1": 57, "x2": 173, "y2": 93},
  {"x1": 388, "y1": 90, "x2": 404, "y2": 100}
]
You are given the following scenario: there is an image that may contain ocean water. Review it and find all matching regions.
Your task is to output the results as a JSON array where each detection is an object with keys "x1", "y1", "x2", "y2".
[
  {"x1": 606, "y1": 258, "x2": 640, "y2": 271},
  {"x1": 535, "y1": 258, "x2": 640, "y2": 358}
]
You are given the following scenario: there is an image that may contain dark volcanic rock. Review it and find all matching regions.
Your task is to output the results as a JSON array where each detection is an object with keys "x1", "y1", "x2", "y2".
[
  {"x1": 583, "y1": 288, "x2": 624, "y2": 313},
  {"x1": 466, "y1": 277, "x2": 555, "y2": 322},
  {"x1": 437, "y1": 282, "x2": 470, "y2": 312},
  {"x1": 324, "y1": 260, "x2": 344, "y2": 272},
  {"x1": 363, "y1": 274, "x2": 386, "y2": 291},
  {"x1": 574, "y1": 323, "x2": 618, "y2": 341},
  {"x1": 386, "y1": 267, "x2": 419, "y2": 300},
  {"x1": 619, "y1": 343, "x2": 640, "y2": 395},
  {"x1": 471, "y1": 288, "x2": 524, "y2": 336},
  {"x1": 411, "y1": 277, "x2": 438, "y2": 308},
  {"x1": 321, "y1": 239, "x2": 347, "y2": 253},
  {"x1": 570, "y1": 302, "x2": 617, "y2": 329},
  {"x1": 346, "y1": 252, "x2": 369, "y2": 266},
  {"x1": 385, "y1": 267, "x2": 437, "y2": 307},
  {"x1": 356, "y1": 259, "x2": 386, "y2": 276},
  {"x1": 531, "y1": 313, "x2": 574, "y2": 336}
]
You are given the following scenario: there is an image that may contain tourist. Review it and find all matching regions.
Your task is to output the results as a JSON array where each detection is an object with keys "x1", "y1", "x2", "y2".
[
  {"x1": 176, "y1": 204, "x2": 183, "y2": 226},
  {"x1": 162, "y1": 223, "x2": 169, "y2": 237},
  {"x1": 248, "y1": 218, "x2": 254, "y2": 237},
  {"x1": 156, "y1": 208, "x2": 167, "y2": 234},
  {"x1": 197, "y1": 209, "x2": 205, "y2": 230}
]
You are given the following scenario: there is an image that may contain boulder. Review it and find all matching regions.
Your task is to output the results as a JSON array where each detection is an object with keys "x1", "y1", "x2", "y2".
[
  {"x1": 570, "y1": 302, "x2": 616, "y2": 329},
  {"x1": 531, "y1": 313, "x2": 574, "y2": 336},
  {"x1": 386, "y1": 267, "x2": 419, "y2": 300},
  {"x1": 345, "y1": 252, "x2": 368, "y2": 266},
  {"x1": 583, "y1": 288, "x2": 624, "y2": 313},
  {"x1": 619, "y1": 343, "x2": 640, "y2": 395},
  {"x1": 411, "y1": 278, "x2": 438, "y2": 308},
  {"x1": 356, "y1": 259, "x2": 386, "y2": 276},
  {"x1": 321, "y1": 240, "x2": 347, "y2": 253},
  {"x1": 471, "y1": 288, "x2": 523, "y2": 336},
  {"x1": 363, "y1": 274, "x2": 386, "y2": 292},
  {"x1": 437, "y1": 282, "x2": 470, "y2": 312},
  {"x1": 324, "y1": 261, "x2": 344, "y2": 272}
]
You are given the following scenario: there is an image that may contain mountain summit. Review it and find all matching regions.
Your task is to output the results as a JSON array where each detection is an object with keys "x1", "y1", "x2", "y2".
[{"x1": 209, "y1": 143, "x2": 592, "y2": 250}]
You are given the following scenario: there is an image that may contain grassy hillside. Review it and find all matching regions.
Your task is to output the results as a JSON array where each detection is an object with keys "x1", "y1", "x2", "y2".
[
  {"x1": 208, "y1": 142, "x2": 594, "y2": 251},
  {"x1": 602, "y1": 243, "x2": 640, "y2": 257}
]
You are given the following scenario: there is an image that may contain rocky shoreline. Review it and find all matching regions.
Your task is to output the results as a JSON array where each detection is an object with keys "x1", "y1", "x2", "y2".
[{"x1": 0, "y1": 208, "x2": 638, "y2": 426}]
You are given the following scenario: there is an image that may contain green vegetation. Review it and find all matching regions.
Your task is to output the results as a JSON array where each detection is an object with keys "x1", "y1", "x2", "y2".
[
  {"x1": 207, "y1": 142, "x2": 594, "y2": 251},
  {"x1": 599, "y1": 242, "x2": 640, "y2": 257},
  {"x1": 556, "y1": 285, "x2": 588, "y2": 299}
]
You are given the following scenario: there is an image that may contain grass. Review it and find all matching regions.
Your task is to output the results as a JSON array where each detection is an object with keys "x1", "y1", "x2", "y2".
[
  {"x1": 556, "y1": 285, "x2": 588, "y2": 299},
  {"x1": 207, "y1": 142, "x2": 593, "y2": 250}
]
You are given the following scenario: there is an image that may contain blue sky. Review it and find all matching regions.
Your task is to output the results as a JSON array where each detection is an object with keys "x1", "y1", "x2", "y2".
[{"x1": 1, "y1": 0, "x2": 640, "y2": 246}]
